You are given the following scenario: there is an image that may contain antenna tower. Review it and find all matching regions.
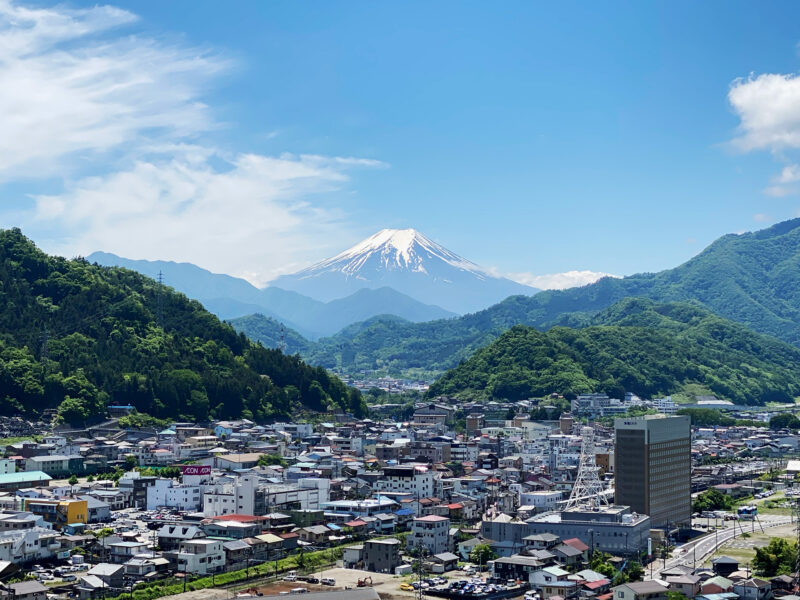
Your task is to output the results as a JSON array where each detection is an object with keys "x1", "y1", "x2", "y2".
[{"x1": 564, "y1": 426, "x2": 609, "y2": 509}]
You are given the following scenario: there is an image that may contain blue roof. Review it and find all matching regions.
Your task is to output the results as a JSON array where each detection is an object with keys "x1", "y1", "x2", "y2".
[
  {"x1": 0, "y1": 471, "x2": 51, "y2": 484},
  {"x1": 395, "y1": 509, "x2": 415, "y2": 516},
  {"x1": 326, "y1": 523, "x2": 342, "y2": 531}
]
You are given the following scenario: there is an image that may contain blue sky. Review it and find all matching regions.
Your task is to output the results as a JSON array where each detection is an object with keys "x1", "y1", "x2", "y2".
[{"x1": 3, "y1": 1, "x2": 800, "y2": 287}]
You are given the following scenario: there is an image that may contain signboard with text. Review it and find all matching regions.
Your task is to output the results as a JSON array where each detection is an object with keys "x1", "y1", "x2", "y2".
[{"x1": 181, "y1": 465, "x2": 211, "y2": 476}]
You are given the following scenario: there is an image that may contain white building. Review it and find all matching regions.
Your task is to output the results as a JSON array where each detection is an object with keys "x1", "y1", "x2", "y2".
[
  {"x1": 406, "y1": 515, "x2": 450, "y2": 555},
  {"x1": 173, "y1": 539, "x2": 224, "y2": 574},
  {"x1": 202, "y1": 474, "x2": 326, "y2": 517},
  {"x1": 519, "y1": 491, "x2": 562, "y2": 511},
  {"x1": 374, "y1": 466, "x2": 434, "y2": 498},
  {"x1": 146, "y1": 479, "x2": 203, "y2": 511}
]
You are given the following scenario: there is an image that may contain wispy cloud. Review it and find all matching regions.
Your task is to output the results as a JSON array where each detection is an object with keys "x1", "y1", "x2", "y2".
[
  {"x1": 0, "y1": 0, "x2": 228, "y2": 178},
  {"x1": 32, "y1": 149, "x2": 385, "y2": 286},
  {"x1": 508, "y1": 270, "x2": 620, "y2": 290},
  {"x1": 753, "y1": 213, "x2": 771, "y2": 222},
  {"x1": 0, "y1": 0, "x2": 387, "y2": 283}
]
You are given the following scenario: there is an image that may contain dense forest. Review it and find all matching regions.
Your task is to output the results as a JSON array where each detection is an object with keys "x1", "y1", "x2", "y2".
[
  {"x1": 0, "y1": 229, "x2": 366, "y2": 424},
  {"x1": 306, "y1": 218, "x2": 800, "y2": 376},
  {"x1": 427, "y1": 298, "x2": 800, "y2": 404},
  {"x1": 227, "y1": 314, "x2": 311, "y2": 355}
]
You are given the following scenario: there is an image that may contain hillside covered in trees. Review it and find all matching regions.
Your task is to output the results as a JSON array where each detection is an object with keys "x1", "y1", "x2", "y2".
[
  {"x1": 0, "y1": 229, "x2": 366, "y2": 424},
  {"x1": 427, "y1": 298, "x2": 800, "y2": 404}
]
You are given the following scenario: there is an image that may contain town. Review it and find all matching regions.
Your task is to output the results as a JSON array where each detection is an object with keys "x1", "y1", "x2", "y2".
[{"x1": 0, "y1": 396, "x2": 795, "y2": 600}]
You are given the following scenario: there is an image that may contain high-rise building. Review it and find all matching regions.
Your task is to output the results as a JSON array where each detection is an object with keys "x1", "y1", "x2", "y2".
[{"x1": 614, "y1": 414, "x2": 691, "y2": 528}]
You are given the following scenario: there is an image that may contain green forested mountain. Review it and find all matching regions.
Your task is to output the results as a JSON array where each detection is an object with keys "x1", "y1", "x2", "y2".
[
  {"x1": 307, "y1": 219, "x2": 800, "y2": 375},
  {"x1": 0, "y1": 229, "x2": 365, "y2": 424},
  {"x1": 427, "y1": 298, "x2": 800, "y2": 403},
  {"x1": 227, "y1": 314, "x2": 311, "y2": 355}
]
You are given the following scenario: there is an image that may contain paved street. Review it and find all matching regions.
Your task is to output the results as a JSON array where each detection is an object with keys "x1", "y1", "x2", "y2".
[{"x1": 653, "y1": 516, "x2": 793, "y2": 578}]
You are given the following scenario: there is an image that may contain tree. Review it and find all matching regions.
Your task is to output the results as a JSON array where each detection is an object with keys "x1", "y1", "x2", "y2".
[
  {"x1": 754, "y1": 538, "x2": 797, "y2": 576},
  {"x1": 692, "y1": 488, "x2": 734, "y2": 513},
  {"x1": 769, "y1": 413, "x2": 800, "y2": 430},
  {"x1": 257, "y1": 453, "x2": 288, "y2": 468},
  {"x1": 68, "y1": 474, "x2": 78, "y2": 485},
  {"x1": 124, "y1": 455, "x2": 138, "y2": 470},
  {"x1": 469, "y1": 544, "x2": 497, "y2": 566}
]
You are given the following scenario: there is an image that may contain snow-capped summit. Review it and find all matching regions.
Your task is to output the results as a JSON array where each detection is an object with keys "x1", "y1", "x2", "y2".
[{"x1": 271, "y1": 228, "x2": 539, "y2": 314}]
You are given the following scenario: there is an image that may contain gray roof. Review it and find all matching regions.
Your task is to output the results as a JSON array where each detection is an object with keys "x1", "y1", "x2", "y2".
[
  {"x1": 10, "y1": 581, "x2": 48, "y2": 595},
  {"x1": 433, "y1": 552, "x2": 459, "y2": 562}
]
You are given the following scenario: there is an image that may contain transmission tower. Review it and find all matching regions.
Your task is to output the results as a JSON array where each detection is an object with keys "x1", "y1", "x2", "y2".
[
  {"x1": 156, "y1": 271, "x2": 164, "y2": 328},
  {"x1": 564, "y1": 426, "x2": 609, "y2": 509}
]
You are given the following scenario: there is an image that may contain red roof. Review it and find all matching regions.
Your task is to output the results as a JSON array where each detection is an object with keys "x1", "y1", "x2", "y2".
[
  {"x1": 345, "y1": 520, "x2": 367, "y2": 527},
  {"x1": 584, "y1": 579, "x2": 610, "y2": 590},
  {"x1": 563, "y1": 537, "x2": 589, "y2": 552},
  {"x1": 212, "y1": 514, "x2": 267, "y2": 523},
  {"x1": 485, "y1": 477, "x2": 500, "y2": 484},
  {"x1": 415, "y1": 515, "x2": 449, "y2": 522},
  {"x1": 447, "y1": 503, "x2": 464, "y2": 510},
  {"x1": 279, "y1": 532, "x2": 299, "y2": 539}
]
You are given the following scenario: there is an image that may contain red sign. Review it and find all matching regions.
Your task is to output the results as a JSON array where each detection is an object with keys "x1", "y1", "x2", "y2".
[{"x1": 182, "y1": 465, "x2": 211, "y2": 476}]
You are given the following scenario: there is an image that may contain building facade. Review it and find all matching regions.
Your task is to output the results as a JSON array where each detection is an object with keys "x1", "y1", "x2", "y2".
[{"x1": 614, "y1": 415, "x2": 691, "y2": 528}]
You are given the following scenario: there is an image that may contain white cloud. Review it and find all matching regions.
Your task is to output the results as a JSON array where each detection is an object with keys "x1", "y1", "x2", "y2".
[
  {"x1": 31, "y1": 149, "x2": 386, "y2": 286},
  {"x1": 0, "y1": 0, "x2": 226, "y2": 178},
  {"x1": 729, "y1": 73, "x2": 800, "y2": 152},
  {"x1": 753, "y1": 213, "x2": 771, "y2": 222},
  {"x1": 508, "y1": 270, "x2": 620, "y2": 290}
]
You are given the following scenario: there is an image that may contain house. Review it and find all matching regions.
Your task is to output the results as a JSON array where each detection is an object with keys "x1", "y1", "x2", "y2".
[
  {"x1": 363, "y1": 538, "x2": 401, "y2": 573},
  {"x1": 407, "y1": 515, "x2": 451, "y2": 555},
  {"x1": 123, "y1": 556, "x2": 170, "y2": 581},
  {"x1": 222, "y1": 540, "x2": 252, "y2": 570},
  {"x1": 429, "y1": 552, "x2": 459, "y2": 573},
  {"x1": 171, "y1": 539, "x2": 225, "y2": 575},
  {"x1": 342, "y1": 545, "x2": 364, "y2": 569},
  {"x1": 667, "y1": 574, "x2": 701, "y2": 599},
  {"x1": 297, "y1": 525, "x2": 330, "y2": 545},
  {"x1": 492, "y1": 555, "x2": 543, "y2": 581},
  {"x1": 85, "y1": 563, "x2": 125, "y2": 588},
  {"x1": 530, "y1": 566, "x2": 578, "y2": 598},
  {"x1": 700, "y1": 576, "x2": 734, "y2": 595},
  {"x1": 732, "y1": 578, "x2": 772, "y2": 600},
  {"x1": 9, "y1": 581, "x2": 47, "y2": 600},
  {"x1": 157, "y1": 525, "x2": 206, "y2": 551},
  {"x1": 611, "y1": 581, "x2": 669, "y2": 600},
  {"x1": 552, "y1": 543, "x2": 584, "y2": 568},
  {"x1": 711, "y1": 556, "x2": 740, "y2": 578},
  {"x1": 108, "y1": 541, "x2": 148, "y2": 564}
]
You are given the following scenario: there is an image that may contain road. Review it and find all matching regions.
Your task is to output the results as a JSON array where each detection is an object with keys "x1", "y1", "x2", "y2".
[{"x1": 654, "y1": 515, "x2": 793, "y2": 578}]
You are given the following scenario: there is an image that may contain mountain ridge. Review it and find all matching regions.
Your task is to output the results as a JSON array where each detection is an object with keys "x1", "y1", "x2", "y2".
[
  {"x1": 305, "y1": 218, "x2": 800, "y2": 376},
  {"x1": 87, "y1": 251, "x2": 455, "y2": 338},
  {"x1": 427, "y1": 297, "x2": 800, "y2": 404}
]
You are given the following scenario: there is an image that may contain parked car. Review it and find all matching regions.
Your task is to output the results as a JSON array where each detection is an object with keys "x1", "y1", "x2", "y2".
[{"x1": 321, "y1": 578, "x2": 336, "y2": 586}]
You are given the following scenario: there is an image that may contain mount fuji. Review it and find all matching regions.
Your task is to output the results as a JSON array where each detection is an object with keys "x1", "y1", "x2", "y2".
[{"x1": 271, "y1": 228, "x2": 539, "y2": 313}]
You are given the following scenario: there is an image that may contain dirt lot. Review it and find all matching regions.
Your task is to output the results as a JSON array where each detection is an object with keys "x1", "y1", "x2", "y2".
[{"x1": 248, "y1": 568, "x2": 416, "y2": 600}]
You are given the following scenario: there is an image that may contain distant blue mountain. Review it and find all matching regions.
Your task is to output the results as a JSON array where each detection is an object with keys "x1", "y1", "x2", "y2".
[{"x1": 87, "y1": 252, "x2": 456, "y2": 339}]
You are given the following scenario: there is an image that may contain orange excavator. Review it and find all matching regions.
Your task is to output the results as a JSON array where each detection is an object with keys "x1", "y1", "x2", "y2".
[{"x1": 357, "y1": 577, "x2": 373, "y2": 587}]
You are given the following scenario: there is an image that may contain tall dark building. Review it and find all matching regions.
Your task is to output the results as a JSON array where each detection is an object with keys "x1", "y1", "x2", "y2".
[{"x1": 614, "y1": 415, "x2": 691, "y2": 528}]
